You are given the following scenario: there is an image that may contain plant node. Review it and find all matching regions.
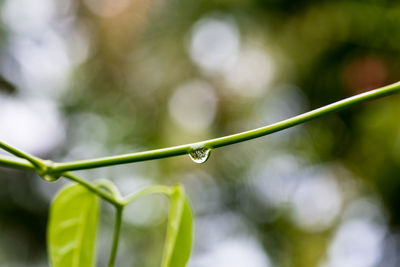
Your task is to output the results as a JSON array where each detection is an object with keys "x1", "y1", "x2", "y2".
[{"x1": 37, "y1": 160, "x2": 61, "y2": 182}]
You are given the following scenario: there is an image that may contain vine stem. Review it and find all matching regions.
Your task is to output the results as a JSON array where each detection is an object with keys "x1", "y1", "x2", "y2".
[
  {"x1": 95, "y1": 179, "x2": 123, "y2": 201},
  {"x1": 1, "y1": 81, "x2": 400, "y2": 172},
  {"x1": 122, "y1": 185, "x2": 172, "y2": 205},
  {"x1": 108, "y1": 206, "x2": 123, "y2": 267},
  {"x1": 62, "y1": 173, "x2": 122, "y2": 207},
  {"x1": 0, "y1": 141, "x2": 44, "y2": 169},
  {"x1": 0, "y1": 154, "x2": 35, "y2": 170}
]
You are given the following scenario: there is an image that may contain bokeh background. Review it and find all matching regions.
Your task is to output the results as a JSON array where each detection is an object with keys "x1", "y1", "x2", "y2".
[{"x1": 1, "y1": 0, "x2": 400, "y2": 266}]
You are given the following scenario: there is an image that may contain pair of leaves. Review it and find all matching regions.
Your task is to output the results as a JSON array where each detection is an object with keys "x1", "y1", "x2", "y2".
[
  {"x1": 47, "y1": 183, "x2": 193, "y2": 267},
  {"x1": 161, "y1": 185, "x2": 194, "y2": 267},
  {"x1": 47, "y1": 184, "x2": 99, "y2": 267}
]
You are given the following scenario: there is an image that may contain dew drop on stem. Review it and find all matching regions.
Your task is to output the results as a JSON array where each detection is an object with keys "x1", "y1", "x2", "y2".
[
  {"x1": 189, "y1": 148, "x2": 211, "y2": 163},
  {"x1": 40, "y1": 174, "x2": 60, "y2": 182}
]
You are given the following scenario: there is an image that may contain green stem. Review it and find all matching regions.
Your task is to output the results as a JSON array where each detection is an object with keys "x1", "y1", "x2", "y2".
[
  {"x1": 62, "y1": 173, "x2": 122, "y2": 207},
  {"x1": 108, "y1": 206, "x2": 123, "y2": 267},
  {"x1": 0, "y1": 154, "x2": 35, "y2": 170},
  {"x1": 50, "y1": 81, "x2": 400, "y2": 172},
  {"x1": 122, "y1": 185, "x2": 173, "y2": 206},
  {"x1": 94, "y1": 179, "x2": 123, "y2": 201},
  {"x1": 1, "y1": 81, "x2": 400, "y2": 172},
  {"x1": 0, "y1": 141, "x2": 44, "y2": 169}
]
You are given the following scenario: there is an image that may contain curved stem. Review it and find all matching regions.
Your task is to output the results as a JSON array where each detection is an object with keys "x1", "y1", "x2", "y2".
[
  {"x1": 122, "y1": 185, "x2": 173, "y2": 206},
  {"x1": 95, "y1": 179, "x2": 123, "y2": 201},
  {"x1": 62, "y1": 172, "x2": 122, "y2": 207},
  {"x1": 108, "y1": 206, "x2": 123, "y2": 267},
  {"x1": 49, "y1": 81, "x2": 400, "y2": 172}
]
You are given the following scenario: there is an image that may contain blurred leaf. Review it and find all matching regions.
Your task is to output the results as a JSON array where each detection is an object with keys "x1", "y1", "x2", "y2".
[
  {"x1": 161, "y1": 185, "x2": 194, "y2": 267},
  {"x1": 0, "y1": 74, "x2": 16, "y2": 93},
  {"x1": 47, "y1": 184, "x2": 99, "y2": 267}
]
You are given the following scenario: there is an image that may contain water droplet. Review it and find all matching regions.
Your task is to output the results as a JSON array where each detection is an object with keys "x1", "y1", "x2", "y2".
[
  {"x1": 41, "y1": 173, "x2": 60, "y2": 182},
  {"x1": 189, "y1": 148, "x2": 211, "y2": 163},
  {"x1": 38, "y1": 160, "x2": 60, "y2": 182}
]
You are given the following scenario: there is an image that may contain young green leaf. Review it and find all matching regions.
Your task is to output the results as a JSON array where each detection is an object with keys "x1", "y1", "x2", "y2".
[
  {"x1": 161, "y1": 185, "x2": 194, "y2": 267},
  {"x1": 47, "y1": 183, "x2": 100, "y2": 267}
]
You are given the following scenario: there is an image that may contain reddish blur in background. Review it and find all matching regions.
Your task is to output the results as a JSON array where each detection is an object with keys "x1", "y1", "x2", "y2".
[{"x1": 1, "y1": 0, "x2": 400, "y2": 266}]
